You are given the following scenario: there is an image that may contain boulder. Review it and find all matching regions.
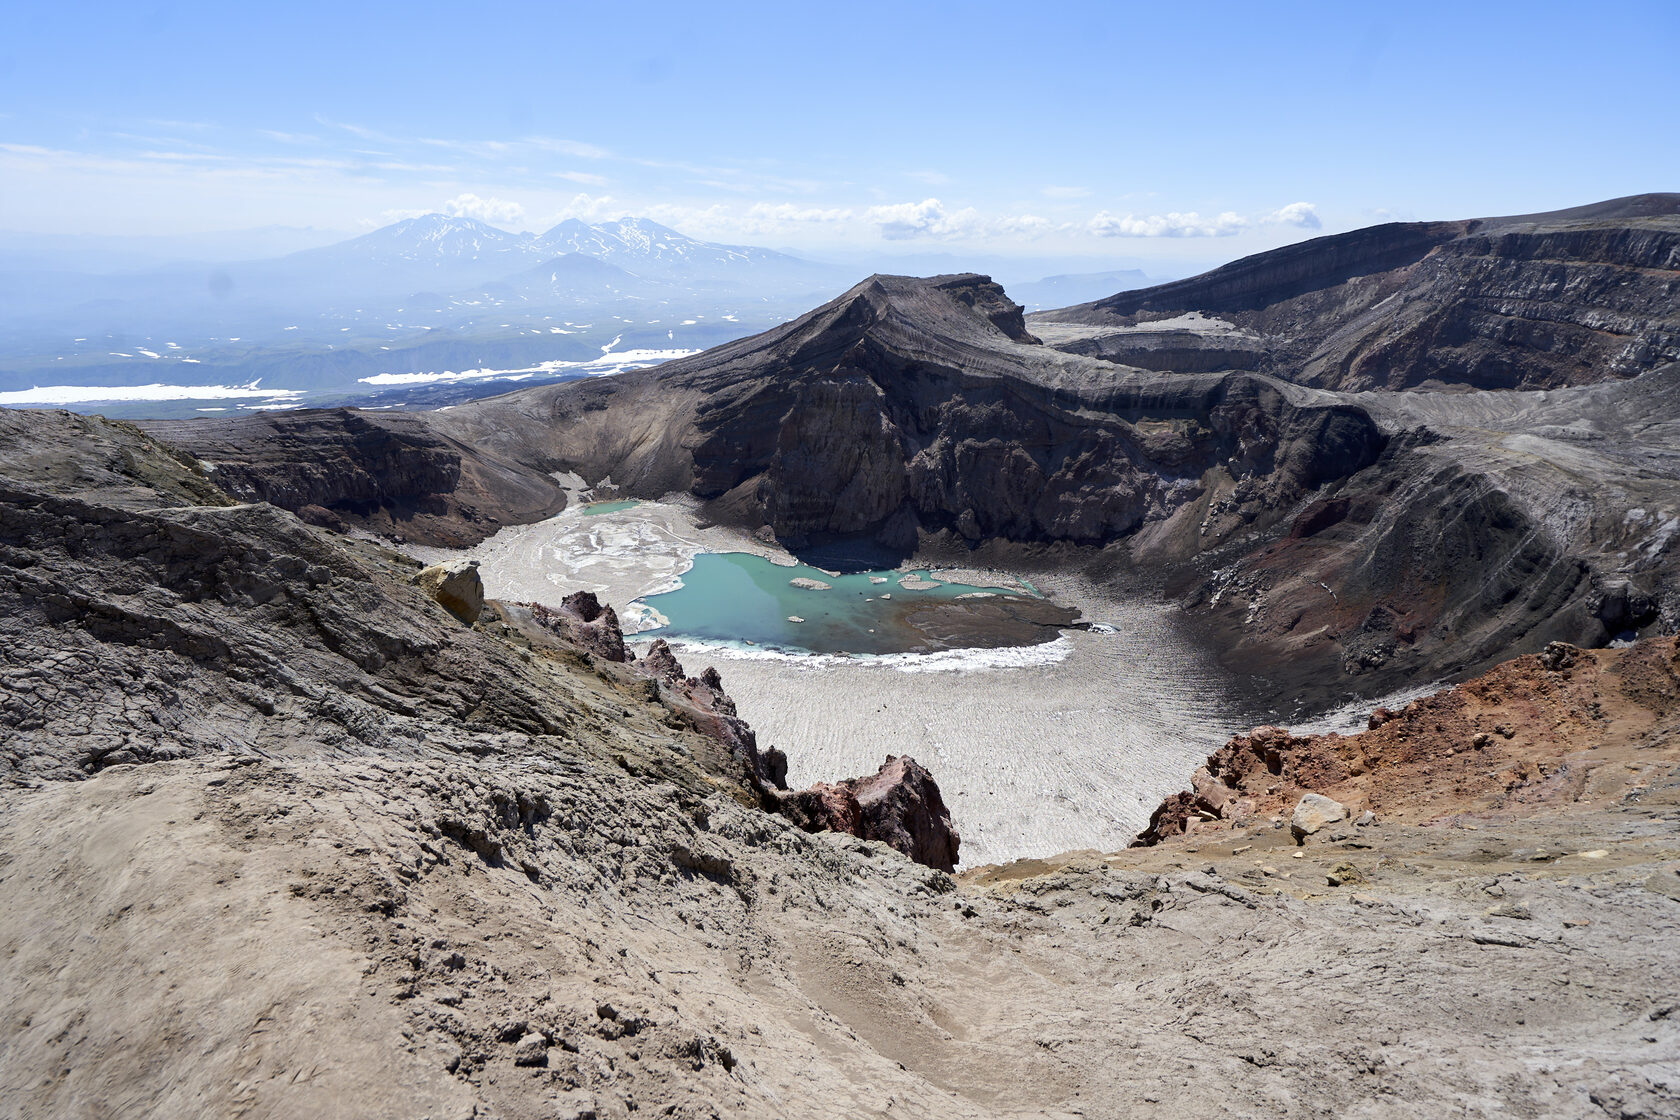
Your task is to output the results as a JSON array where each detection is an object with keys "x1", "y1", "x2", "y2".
[
  {"x1": 1191, "y1": 765, "x2": 1235, "y2": 813},
  {"x1": 511, "y1": 1033, "x2": 548, "y2": 1067},
  {"x1": 777, "y1": 755, "x2": 960, "y2": 873},
  {"x1": 413, "y1": 560, "x2": 483, "y2": 625},
  {"x1": 1291, "y1": 793, "x2": 1348, "y2": 841}
]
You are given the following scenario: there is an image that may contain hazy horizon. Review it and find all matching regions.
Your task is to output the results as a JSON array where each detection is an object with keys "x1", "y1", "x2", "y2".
[{"x1": 6, "y1": 0, "x2": 1677, "y2": 276}]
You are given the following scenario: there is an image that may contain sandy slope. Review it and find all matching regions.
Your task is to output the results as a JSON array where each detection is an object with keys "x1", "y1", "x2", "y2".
[
  {"x1": 4, "y1": 733, "x2": 1676, "y2": 1119},
  {"x1": 3, "y1": 409, "x2": 1678, "y2": 1119}
]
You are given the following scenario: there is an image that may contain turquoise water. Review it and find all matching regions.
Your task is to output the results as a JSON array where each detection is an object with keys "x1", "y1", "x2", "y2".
[
  {"x1": 580, "y1": 500, "x2": 643, "y2": 516},
  {"x1": 636, "y1": 553, "x2": 1027, "y2": 655}
]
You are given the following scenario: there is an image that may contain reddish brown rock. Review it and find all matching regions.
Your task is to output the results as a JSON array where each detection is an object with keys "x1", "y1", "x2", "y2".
[
  {"x1": 635, "y1": 639, "x2": 685, "y2": 684},
  {"x1": 528, "y1": 592, "x2": 628, "y2": 663},
  {"x1": 624, "y1": 639, "x2": 763, "y2": 765},
  {"x1": 777, "y1": 755, "x2": 960, "y2": 873},
  {"x1": 1135, "y1": 635, "x2": 1680, "y2": 847}
]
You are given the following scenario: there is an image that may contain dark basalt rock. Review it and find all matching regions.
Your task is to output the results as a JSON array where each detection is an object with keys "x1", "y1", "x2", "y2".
[{"x1": 139, "y1": 408, "x2": 564, "y2": 547}]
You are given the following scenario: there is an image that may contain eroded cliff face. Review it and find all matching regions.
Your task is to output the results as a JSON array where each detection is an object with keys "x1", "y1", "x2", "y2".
[
  {"x1": 112, "y1": 197, "x2": 1680, "y2": 700},
  {"x1": 437, "y1": 273, "x2": 1389, "y2": 558},
  {"x1": 140, "y1": 408, "x2": 565, "y2": 547},
  {"x1": 1038, "y1": 194, "x2": 1680, "y2": 391}
]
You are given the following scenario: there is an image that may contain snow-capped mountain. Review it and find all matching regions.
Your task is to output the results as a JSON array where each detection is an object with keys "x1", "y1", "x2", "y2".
[
  {"x1": 270, "y1": 214, "x2": 545, "y2": 296},
  {"x1": 535, "y1": 217, "x2": 786, "y2": 278},
  {"x1": 264, "y1": 213, "x2": 844, "y2": 299},
  {"x1": 0, "y1": 214, "x2": 856, "y2": 401},
  {"x1": 338, "y1": 214, "x2": 535, "y2": 266}
]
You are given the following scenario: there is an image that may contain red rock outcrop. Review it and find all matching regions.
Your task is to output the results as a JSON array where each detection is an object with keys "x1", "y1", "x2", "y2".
[
  {"x1": 777, "y1": 755, "x2": 961, "y2": 873},
  {"x1": 529, "y1": 592, "x2": 628, "y2": 663},
  {"x1": 1135, "y1": 635, "x2": 1680, "y2": 846}
]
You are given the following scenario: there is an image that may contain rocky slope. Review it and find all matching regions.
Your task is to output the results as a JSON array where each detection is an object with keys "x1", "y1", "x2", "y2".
[
  {"x1": 146, "y1": 275, "x2": 1386, "y2": 559},
  {"x1": 1135, "y1": 635, "x2": 1680, "y2": 845},
  {"x1": 3, "y1": 407, "x2": 1678, "y2": 1119},
  {"x1": 426, "y1": 273, "x2": 1388, "y2": 560},
  {"x1": 1034, "y1": 193, "x2": 1680, "y2": 391},
  {"x1": 139, "y1": 407, "x2": 567, "y2": 548},
  {"x1": 142, "y1": 198, "x2": 1680, "y2": 703}
]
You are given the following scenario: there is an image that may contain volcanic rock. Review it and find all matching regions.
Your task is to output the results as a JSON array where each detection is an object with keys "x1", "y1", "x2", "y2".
[
  {"x1": 1290, "y1": 793, "x2": 1348, "y2": 841},
  {"x1": 1036, "y1": 194, "x2": 1680, "y2": 392},
  {"x1": 413, "y1": 559, "x2": 484, "y2": 625},
  {"x1": 636, "y1": 639, "x2": 687, "y2": 684},
  {"x1": 529, "y1": 591, "x2": 629, "y2": 662},
  {"x1": 1135, "y1": 632, "x2": 1680, "y2": 846},
  {"x1": 139, "y1": 408, "x2": 564, "y2": 547},
  {"x1": 777, "y1": 755, "x2": 960, "y2": 873}
]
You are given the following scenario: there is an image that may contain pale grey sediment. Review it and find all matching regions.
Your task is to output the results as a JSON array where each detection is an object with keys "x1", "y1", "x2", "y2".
[
  {"x1": 691, "y1": 572, "x2": 1238, "y2": 868},
  {"x1": 412, "y1": 504, "x2": 1245, "y2": 868}
]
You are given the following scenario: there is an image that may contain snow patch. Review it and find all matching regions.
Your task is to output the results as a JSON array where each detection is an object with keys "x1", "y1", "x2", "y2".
[{"x1": 0, "y1": 382, "x2": 306, "y2": 405}]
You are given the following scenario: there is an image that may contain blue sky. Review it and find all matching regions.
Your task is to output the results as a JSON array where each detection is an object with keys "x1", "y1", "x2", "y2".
[{"x1": 3, "y1": 0, "x2": 1676, "y2": 267}]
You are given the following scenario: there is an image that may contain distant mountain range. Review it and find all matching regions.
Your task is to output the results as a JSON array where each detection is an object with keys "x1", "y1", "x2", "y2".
[
  {"x1": 0, "y1": 214, "x2": 1161, "y2": 410},
  {"x1": 0, "y1": 214, "x2": 851, "y2": 342},
  {"x1": 0, "y1": 215, "x2": 865, "y2": 403},
  {"x1": 274, "y1": 214, "x2": 842, "y2": 300}
]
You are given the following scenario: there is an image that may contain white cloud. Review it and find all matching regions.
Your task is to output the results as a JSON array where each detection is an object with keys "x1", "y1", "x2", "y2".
[
  {"x1": 544, "y1": 192, "x2": 632, "y2": 224},
  {"x1": 998, "y1": 214, "x2": 1062, "y2": 237},
  {"x1": 907, "y1": 170, "x2": 950, "y2": 186},
  {"x1": 441, "y1": 192, "x2": 526, "y2": 224},
  {"x1": 744, "y1": 202, "x2": 854, "y2": 224},
  {"x1": 554, "y1": 170, "x2": 609, "y2": 187},
  {"x1": 524, "y1": 136, "x2": 612, "y2": 160},
  {"x1": 1088, "y1": 209, "x2": 1249, "y2": 238},
  {"x1": 864, "y1": 198, "x2": 984, "y2": 240},
  {"x1": 372, "y1": 207, "x2": 431, "y2": 226},
  {"x1": 1264, "y1": 201, "x2": 1322, "y2": 229}
]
